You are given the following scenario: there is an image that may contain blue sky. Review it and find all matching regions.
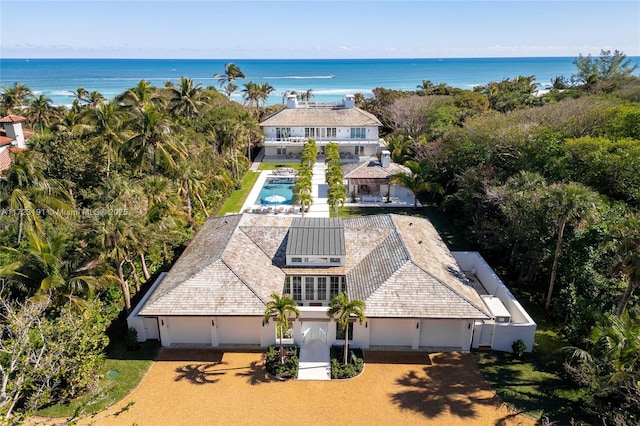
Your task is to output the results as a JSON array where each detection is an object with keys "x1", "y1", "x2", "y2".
[{"x1": 2, "y1": 1, "x2": 639, "y2": 58}]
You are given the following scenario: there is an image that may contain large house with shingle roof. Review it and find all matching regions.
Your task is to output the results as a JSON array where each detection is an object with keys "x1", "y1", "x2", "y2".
[
  {"x1": 259, "y1": 95, "x2": 382, "y2": 161},
  {"x1": 128, "y1": 213, "x2": 536, "y2": 352}
]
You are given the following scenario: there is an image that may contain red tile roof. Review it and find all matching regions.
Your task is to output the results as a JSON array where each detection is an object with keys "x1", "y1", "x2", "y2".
[
  {"x1": 0, "y1": 114, "x2": 27, "y2": 123},
  {"x1": 0, "y1": 136, "x2": 13, "y2": 146},
  {"x1": 0, "y1": 148, "x2": 12, "y2": 173}
]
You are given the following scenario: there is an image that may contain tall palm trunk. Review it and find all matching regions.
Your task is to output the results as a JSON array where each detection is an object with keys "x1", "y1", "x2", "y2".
[
  {"x1": 140, "y1": 253, "x2": 151, "y2": 280},
  {"x1": 182, "y1": 179, "x2": 193, "y2": 221},
  {"x1": 17, "y1": 211, "x2": 24, "y2": 243},
  {"x1": 616, "y1": 280, "x2": 639, "y2": 316},
  {"x1": 545, "y1": 218, "x2": 566, "y2": 311},
  {"x1": 127, "y1": 258, "x2": 141, "y2": 292},
  {"x1": 195, "y1": 193, "x2": 209, "y2": 218},
  {"x1": 117, "y1": 259, "x2": 132, "y2": 312},
  {"x1": 343, "y1": 326, "x2": 350, "y2": 365}
]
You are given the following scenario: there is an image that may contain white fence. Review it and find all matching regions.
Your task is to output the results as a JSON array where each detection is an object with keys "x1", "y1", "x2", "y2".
[{"x1": 453, "y1": 252, "x2": 537, "y2": 352}]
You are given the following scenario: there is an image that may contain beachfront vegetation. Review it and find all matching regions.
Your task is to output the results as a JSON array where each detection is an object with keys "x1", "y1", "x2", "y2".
[{"x1": 0, "y1": 50, "x2": 638, "y2": 423}]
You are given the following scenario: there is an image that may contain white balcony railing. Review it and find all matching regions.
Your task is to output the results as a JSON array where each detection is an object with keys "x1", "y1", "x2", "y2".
[{"x1": 263, "y1": 137, "x2": 379, "y2": 145}]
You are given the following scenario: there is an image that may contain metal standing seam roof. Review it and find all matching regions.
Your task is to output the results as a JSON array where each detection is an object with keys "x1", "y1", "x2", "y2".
[{"x1": 285, "y1": 217, "x2": 346, "y2": 257}]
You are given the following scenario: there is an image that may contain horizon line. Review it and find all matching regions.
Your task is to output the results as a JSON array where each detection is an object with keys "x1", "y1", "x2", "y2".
[{"x1": 3, "y1": 55, "x2": 621, "y2": 61}]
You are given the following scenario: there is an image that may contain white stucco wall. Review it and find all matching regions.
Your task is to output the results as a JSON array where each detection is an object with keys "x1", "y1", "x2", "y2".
[
  {"x1": 215, "y1": 317, "x2": 262, "y2": 345},
  {"x1": 420, "y1": 319, "x2": 472, "y2": 350},
  {"x1": 127, "y1": 273, "x2": 166, "y2": 342},
  {"x1": 166, "y1": 317, "x2": 213, "y2": 345},
  {"x1": 369, "y1": 318, "x2": 415, "y2": 347},
  {"x1": 453, "y1": 251, "x2": 536, "y2": 352}
]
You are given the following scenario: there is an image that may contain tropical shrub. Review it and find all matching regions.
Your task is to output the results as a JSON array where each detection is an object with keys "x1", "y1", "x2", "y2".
[
  {"x1": 330, "y1": 346, "x2": 364, "y2": 379},
  {"x1": 264, "y1": 345, "x2": 299, "y2": 379},
  {"x1": 511, "y1": 339, "x2": 526, "y2": 359}
]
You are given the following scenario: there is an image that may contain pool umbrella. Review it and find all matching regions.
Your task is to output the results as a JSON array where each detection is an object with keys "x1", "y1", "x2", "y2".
[{"x1": 264, "y1": 194, "x2": 286, "y2": 204}]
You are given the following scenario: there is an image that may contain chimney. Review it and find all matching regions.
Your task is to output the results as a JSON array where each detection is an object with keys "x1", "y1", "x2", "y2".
[
  {"x1": 344, "y1": 95, "x2": 355, "y2": 108},
  {"x1": 381, "y1": 150, "x2": 391, "y2": 168},
  {"x1": 286, "y1": 95, "x2": 298, "y2": 109}
]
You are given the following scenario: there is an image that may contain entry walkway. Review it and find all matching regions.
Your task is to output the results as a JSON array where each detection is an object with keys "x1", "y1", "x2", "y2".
[
  {"x1": 306, "y1": 161, "x2": 329, "y2": 217},
  {"x1": 297, "y1": 340, "x2": 331, "y2": 380}
]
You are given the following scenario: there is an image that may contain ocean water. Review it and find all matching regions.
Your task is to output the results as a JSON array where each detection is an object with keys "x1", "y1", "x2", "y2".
[{"x1": 1, "y1": 57, "x2": 637, "y2": 107}]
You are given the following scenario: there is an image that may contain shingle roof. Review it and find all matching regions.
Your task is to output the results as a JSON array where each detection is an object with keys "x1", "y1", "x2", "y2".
[
  {"x1": 137, "y1": 213, "x2": 490, "y2": 320},
  {"x1": 343, "y1": 160, "x2": 409, "y2": 180},
  {"x1": 259, "y1": 106, "x2": 382, "y2": 127}
]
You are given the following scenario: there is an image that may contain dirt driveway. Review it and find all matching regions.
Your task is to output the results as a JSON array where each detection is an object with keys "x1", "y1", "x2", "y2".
[{"x1": 92, "y1": 349, "x2": 535, "y2": 426}]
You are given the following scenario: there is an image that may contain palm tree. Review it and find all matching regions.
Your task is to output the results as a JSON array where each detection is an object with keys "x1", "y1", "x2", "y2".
[
  {"x1": 1, "y1": 82, "x2": 33, "y2": 114},
  {"x1": 68, "y1": 87, "x2": 90, "y2": 106},
  {"x1": 174, "y1": 162, "x2": 218, "y2": 222},
  {"x1": 118, "y1": 80, "x2": 161, "y2": 111},
  {"x1": 241, "y1": 81, "x2": 261, "y2": 109},
  {"x1": 327, "y1": 184, "x2": 347, "y2": 217},
  {"x1": 1, "y1": 230, "x2": 112, "y2": 307},
  {"x1": 300, "y1": 89, "x2": 314, "y2": 102},
  {"x1": 168, "y1": 77, "x2": 205, "y2": 119},
  {"x1": 327, "y1": 292, "x2": 366, "y2": 365},
  {"x1": 214, "y1": 63, "x2": 245, "y2": 98},
  {"x1": 26, "y1": 94, "x2": 57, "y2": 133},
  {"x1": 79, "y1": 100, "x2": 129, "y2": 179},
  {"x1": 257, "y1": 82, "x2": 276, "y2": 108},
  {"x1": 122, "y1": 104, "x2": 186, "y2": 174},
  {"x1": 390, "y1": 160, "x2": 443, "y2": 208},
  {"x1": 263, "y1": 292, "x2": 301, "y2": 364},
  {"x1": 1, "y1": 151, "x2": 75, "y2": 243},
  {"x1": 610, "y1": 214, "x2": 640, "y2": 316},
  {"x1": 544, "y1": 183, "x2": 598, "y2": 311},
  {"x1": 563, "y1": 308, "x2": 640, "y2": 422}
]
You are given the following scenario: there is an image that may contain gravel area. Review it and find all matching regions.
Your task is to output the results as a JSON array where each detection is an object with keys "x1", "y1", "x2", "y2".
[{"x1": 85, "y1": 348, "x2": 535, "y2": 426}]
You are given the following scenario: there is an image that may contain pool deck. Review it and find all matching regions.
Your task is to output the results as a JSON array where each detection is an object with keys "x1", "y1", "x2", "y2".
[{"x1": 242, "y1": 150, "x2": 416, "y2": 217}]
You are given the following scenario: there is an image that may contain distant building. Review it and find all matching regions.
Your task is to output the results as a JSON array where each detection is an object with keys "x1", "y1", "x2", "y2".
[
  {"x1": 0, "y1": 114, "x2": 32, "y2": 174},
  {"x1": 259, "y1": 95, "x2": 382, "y2": 160}
]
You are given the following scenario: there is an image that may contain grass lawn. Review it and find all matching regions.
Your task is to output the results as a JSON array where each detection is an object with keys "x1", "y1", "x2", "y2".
[
  {"x1": 216, "y1": 171, "x2": 260, "y2": 216},
  {"x1": 258, "y1": 162, "x2": 300, "y2": 171},
  {"x1": 36, "y1": 340, "x2": 159, "y2": 420},
  {"x1": 472, "y1": 296, "x2": 592, "y2": 424}
]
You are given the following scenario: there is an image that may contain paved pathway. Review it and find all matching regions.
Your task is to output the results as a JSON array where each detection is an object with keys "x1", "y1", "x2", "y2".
[
  {"x1": 297, "y1": 340, "x2": 331, "y2": 380},
  {"x1": 306, "y1": 161, "x2": 329, "y2": 217}
]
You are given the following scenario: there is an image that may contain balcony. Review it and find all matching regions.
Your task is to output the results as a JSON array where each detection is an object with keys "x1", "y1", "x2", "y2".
[{"x1": 263, "y1": 137, "x2": 380, "y2": 146}]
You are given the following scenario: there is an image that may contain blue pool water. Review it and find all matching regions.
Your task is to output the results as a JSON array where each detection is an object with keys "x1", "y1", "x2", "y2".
[{"x1": 258, "y1": 178, "x2": 296, "y2": 205}]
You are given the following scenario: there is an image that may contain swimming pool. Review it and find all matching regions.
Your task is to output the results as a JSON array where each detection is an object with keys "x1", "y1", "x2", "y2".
[{"x1": 257, "y1": 177, "x2": 296, "y2": 205}]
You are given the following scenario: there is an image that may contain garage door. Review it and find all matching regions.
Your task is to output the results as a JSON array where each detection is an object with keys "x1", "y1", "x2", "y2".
[
  {"x1": 168, "y1": 317, "x2": 211, "y2": 344},
  {"x1": 369, "y1": 318, "x2": 414, "y2": 346},
  {"x1": 420, "y1": 319, "x2": 465, "y2": 349},
  {"x1": 216, "y1": 317, "x2": 261, "y2": 345}
]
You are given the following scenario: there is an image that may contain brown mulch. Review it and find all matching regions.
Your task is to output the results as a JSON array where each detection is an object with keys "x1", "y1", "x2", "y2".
[{"x1": 78, "y1": 349, "x2": 536, "y2": 426}]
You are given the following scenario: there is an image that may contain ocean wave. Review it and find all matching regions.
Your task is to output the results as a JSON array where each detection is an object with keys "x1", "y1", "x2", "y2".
[
  {"x1": 304, "y1": 88, "x2": 373, "y2": 95},
  {"x1": 262, "y1": 75, "x2": 335, "y2": 80}
]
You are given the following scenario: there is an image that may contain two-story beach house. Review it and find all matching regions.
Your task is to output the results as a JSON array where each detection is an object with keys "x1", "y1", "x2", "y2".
[
  {"x1": 260, "y1": 95, "x2": 382, "y2": 161},
  {"x1": 128, "y1": 214, "x2": 536, "y2": 353}
]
